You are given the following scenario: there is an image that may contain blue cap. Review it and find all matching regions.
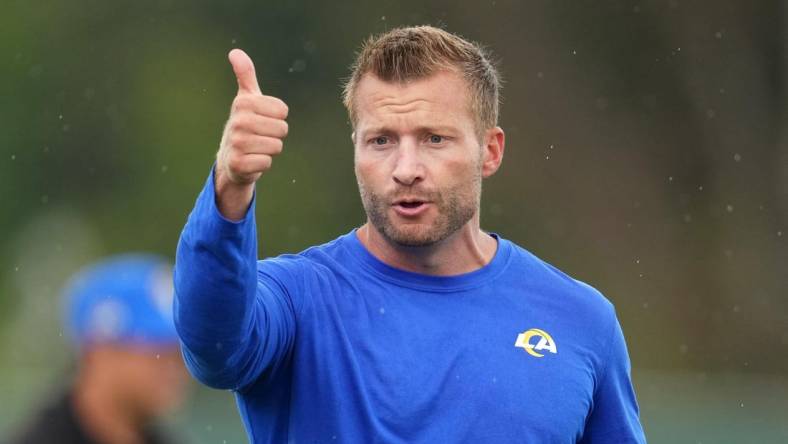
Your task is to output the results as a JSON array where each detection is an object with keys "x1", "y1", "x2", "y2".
[{"x1": 64, "y1": 253, "x2": 179, "y2": 348}]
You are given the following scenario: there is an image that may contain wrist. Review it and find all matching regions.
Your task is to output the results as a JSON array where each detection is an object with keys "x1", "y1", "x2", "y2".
[{"x1": 214, "y1": 168, "x2": 255, "y2": 221}]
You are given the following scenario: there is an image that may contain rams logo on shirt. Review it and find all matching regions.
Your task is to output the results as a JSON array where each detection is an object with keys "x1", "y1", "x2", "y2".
[{"x1": 514, "y1": 328, "x2": 557, "y2": 358}]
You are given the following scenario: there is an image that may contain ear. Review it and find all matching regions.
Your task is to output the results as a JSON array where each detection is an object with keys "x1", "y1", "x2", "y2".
[{"x1": 481, "y1": 126, "x2": 505, "y2": 178}]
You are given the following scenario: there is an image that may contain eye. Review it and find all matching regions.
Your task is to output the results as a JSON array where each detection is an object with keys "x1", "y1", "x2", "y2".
[
  {"x1": 429, "y1": 134, "x2": 444, "y2": 144},
  {"x1": 371, "y1": 136, "x2": 389, "y2": 146}
]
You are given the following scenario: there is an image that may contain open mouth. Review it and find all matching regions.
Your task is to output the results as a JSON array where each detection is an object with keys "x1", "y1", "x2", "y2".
[
  {"x1": 393, "y1": 199, "x2": 430, "y2": 216},
  {"x1": 398, "y1": 201, "x2": 424, "y2": 209}
]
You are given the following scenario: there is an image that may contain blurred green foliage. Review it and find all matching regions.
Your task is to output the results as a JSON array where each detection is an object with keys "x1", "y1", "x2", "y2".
[{"x1": 1, "y1": 0, "x2": 786, "y2": 442}]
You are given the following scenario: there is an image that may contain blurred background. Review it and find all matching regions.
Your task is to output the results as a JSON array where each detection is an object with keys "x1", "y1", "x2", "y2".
[{"x1": 1, "y1": 0, "x2": 786, "y2": 442}]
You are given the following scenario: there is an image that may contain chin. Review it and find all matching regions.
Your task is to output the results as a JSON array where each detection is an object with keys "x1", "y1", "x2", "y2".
[{"x1": 382, "y1": 223, "x2": 448, "y2": 247}]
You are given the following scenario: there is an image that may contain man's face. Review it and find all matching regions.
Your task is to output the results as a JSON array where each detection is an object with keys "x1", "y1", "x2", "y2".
[
  {"x1": 92, "y1": 345, "x2": 189, "y2": 419},
  {"x1": 353, "y1": 70, "x2": 490, "y2": 247}
]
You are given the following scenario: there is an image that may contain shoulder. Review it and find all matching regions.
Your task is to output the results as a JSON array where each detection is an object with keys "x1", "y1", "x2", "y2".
[
  {"x1": 503, "y1": 238, "x2": 617, "y2": 324},
  {"x1": 256, "y1": 232, "x2": 354, "y2": 282},
  {"x1": 8, "y1": 392, "x2": 90, "y2": 444}
]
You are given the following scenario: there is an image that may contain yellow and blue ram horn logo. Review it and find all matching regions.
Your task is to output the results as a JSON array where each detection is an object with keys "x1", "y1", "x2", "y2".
[{"x1": 514, "y1": 328, "x2": 557, "y2": 357}]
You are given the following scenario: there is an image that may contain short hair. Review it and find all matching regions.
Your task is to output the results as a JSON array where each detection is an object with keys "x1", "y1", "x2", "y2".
[{"x1": 342, "y1": 25, "x2": 501, "y2": 138}]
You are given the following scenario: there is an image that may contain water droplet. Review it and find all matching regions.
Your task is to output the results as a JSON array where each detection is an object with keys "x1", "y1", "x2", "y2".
[
  {"x1": 10, "y1": 154, "x2": 15, "y2": 160},
  {"x1": 571, "y1": 49, "x2": 577, "y2": 55},
  {"x1": 381, "y1": 15, "x2": 386, "y2": 20},
  {"x1": 379, "y1": 307, "x2": 385, "y2": 315},
  {"x1": 733, "y1": 153, "x2": 741, "y2": 162},
  {"x1": 58, "y1": 114, "x2": 63, "y2": 120},
  {"x1": 292, "y1": 179, "x2": 296, "y2": 183},
  {"x1": 156, "y1": 354, "x2": 160, "y2": 359},
  {"x1": 536, "y1": 71, "x2": 544, "y2": 79},
  {"x1": 161, "y1": 165, "x2": 168, "y2": 173},
  {"x1": 545, "y1": 156, "x2": 550, "y2": 160},
  {"x1": 777, "y1": 231, "x2": 783, "y2": 237},
  {"x1": 289, "y1": 59, "x2": 306, "y2": 73},
  {"x1": 715, "y1": 31, "x2": 723, "y2": 39},
  {"x1": 668, "y1": 176, "x2": 674, "y2": 183},
  {"x1": 698, "y1": 185, "x2": 704, "y2": 191},
  {"x1": 725, "y1": 204, "x2": 734, "y2": 213}
]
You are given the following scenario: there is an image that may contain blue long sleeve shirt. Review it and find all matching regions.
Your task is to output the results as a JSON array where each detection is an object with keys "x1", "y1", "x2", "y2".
[{"x1": 174, "y1": 169, "x2": 646, "y2": 443}]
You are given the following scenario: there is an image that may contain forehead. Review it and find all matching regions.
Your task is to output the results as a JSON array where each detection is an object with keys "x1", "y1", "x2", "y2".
[{"x1": 354, "y1": 70, "x2": 473, "y2": 129}]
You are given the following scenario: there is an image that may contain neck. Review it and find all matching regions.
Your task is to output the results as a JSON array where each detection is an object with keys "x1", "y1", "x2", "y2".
[
  {"x1": 357, "y1": 217, "x2": 498, "y2": 276},
  {"x1": 72, "y1": 364, "x2": 145, "y2": 444}
]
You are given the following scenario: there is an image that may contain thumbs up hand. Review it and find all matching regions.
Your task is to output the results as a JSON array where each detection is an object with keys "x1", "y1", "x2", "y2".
[{"x1": 215, "y1": 49, "x2": 289, "y2": 219}]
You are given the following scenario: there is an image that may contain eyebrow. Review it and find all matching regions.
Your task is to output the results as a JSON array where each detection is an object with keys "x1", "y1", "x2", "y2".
[{"x1": 360, "y1": 125, "x2": 459, "y2": 138}]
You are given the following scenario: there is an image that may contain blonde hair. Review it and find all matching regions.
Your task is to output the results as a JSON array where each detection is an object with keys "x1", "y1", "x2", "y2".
[{"x1": 342, "y1": 26, "x2": 501, "y2": 137}]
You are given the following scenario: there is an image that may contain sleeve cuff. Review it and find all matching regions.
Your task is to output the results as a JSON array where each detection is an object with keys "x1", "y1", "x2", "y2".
[{"x1": 192, "y1": 164, "x2": 257, "y2": 236}]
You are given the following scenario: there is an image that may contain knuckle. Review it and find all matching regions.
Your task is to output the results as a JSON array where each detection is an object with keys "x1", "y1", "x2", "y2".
[
  {"x1": 277, "y1": 100, "x2": 289, "y2": 118},
  {"x1": 280, "y1": 120, "x2": 289, "y2": 138},
  {"x1": 227, "y1": 153, "x2": 243, "y2": 172},
  {"x1": 231, "y1": 95, "x2": 249, "y2": 112},
  {"x1": 227, "y1": 119, "x2": 242, "y2": 134},
  {"x1": 271, "y1": 138, "x2": 284, "y2": 154},
  {"x1": 228, "y1": 133, "x2": 245, "y2": 148},
  {"x1": 237, "y1": 160, "x2": 255, "y2": 174},
  {"x1": 263, "y1": 97, "x2": 288, "y2": 119}
]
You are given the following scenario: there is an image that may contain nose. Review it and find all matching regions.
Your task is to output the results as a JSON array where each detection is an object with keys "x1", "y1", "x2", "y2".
[{"x1": 392, "y1": 141, "x2": 424, "y2": 187}]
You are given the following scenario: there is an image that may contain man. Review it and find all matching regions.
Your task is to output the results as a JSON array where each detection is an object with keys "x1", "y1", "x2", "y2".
[
  {"x1": 10, "y1": 254, "x2": 189, "y2": 444},
  {"x1": 174, "y1": 26, "x2": 646, "y2": 443}
]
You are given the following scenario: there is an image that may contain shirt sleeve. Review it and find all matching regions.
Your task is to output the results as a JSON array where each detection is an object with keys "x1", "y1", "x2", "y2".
[
  {"x1": 173, "y1": 166, "x2": 299, "y2": 391},
  {"x1": 579, "y1": 316, "x2": 647, "y2": 443}
]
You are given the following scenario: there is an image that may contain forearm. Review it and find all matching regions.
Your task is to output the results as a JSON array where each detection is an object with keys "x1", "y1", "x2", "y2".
[
  {"x1": 174, "y1": 49, "x2": 291, "y2": 389},
  {"x1": 174, "y1": 167, "x2": 259, "y2": 386}
]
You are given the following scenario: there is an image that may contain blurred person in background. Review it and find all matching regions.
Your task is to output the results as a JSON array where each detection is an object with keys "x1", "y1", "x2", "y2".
[{"x1": 8, "y1": 254, "x2": 189, "y2": 444}]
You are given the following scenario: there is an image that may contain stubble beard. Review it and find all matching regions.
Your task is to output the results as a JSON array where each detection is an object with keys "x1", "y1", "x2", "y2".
[{"x1": 357, "y1": 172, "x2": 482, "y2": 248}]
